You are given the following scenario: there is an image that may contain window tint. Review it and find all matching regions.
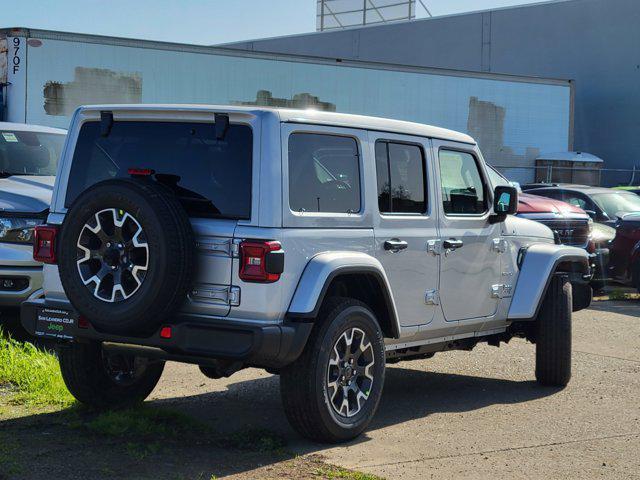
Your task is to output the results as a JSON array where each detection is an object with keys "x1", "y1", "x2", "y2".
[
  {"x1": 439, "y1": 150, "x2": 487, "y2": 215},
  {"x1": 375, "y1": 141, "x2": 426, "y2": 214},
  {"x1": 66, "y1": 121, "x2": 253, "y2": 219},
  {"x1": 288, "y1": 133, "x2": 360, "y2": 213}
]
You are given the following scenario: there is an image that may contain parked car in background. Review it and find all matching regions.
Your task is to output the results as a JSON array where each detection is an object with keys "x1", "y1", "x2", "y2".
[
  {"x1": 609, "y1": 213, "x2": 640, "y2": 291},
  {"x1": 0, "y1": 122, "x2": 66, "y2": 320},
  {"x1": 523, "y1": 184, "x2": 639, "y2": 287},
  {"x1": 488, "y1": 168, "x2": 601, "y2": 291},
  {"x1": 523, "y1": 184, "x2": 640, "y2": 226}
]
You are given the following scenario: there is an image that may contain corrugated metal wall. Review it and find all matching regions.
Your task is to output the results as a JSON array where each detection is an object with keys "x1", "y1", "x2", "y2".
[{"x1": 227, "y1": 0, "x2": 640, "y2": 184}]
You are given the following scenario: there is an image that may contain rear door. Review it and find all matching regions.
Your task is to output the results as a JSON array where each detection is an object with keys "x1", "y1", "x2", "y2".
[
  {"x1": 371, "y1": 132, "x2": 440, "y2": 328},
  {"x1": 62, "y1": 116, "x2": 255, "y2": 316},
  {"x1": 434, "y1": 142, "x2": 503, "y2": 324}
]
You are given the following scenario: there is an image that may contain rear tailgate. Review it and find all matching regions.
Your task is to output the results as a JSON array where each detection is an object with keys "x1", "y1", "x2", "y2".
[{"x1": 185, "y1": 218, "x2": 237, "y2": 317}]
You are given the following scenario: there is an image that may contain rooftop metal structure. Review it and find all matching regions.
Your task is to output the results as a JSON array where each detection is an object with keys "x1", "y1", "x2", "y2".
[{"x1": 316, "y1": 0, "x2": 432, "y2": 31}]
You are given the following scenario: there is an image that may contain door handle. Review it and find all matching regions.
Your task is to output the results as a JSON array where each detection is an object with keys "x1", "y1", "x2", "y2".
[
  {"x1": 384, "y1": 239, "x2": 408, "y2": 252},
  {"x1": 443, "y1": 239, "x2": 464, "y2": 250}
]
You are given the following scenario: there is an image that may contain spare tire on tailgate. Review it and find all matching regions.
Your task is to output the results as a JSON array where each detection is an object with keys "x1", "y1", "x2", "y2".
[{"x1": 58, "y1": 178, "x2": 195, "y2": 334}]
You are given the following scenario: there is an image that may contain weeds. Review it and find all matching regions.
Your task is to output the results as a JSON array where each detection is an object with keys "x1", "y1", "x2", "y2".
[
  {"x1": 0, "y1": 333, "x2": 73, "y2": 407},
  {"x1": 219, "y1": 428, "x2": 288, "y2": 455},
  {"x1": 83, "y1": 406, "x2": 205, "y2": 438},
  {"x1": 314, "y1": 465, "x2": 383, "y2": 480},
  {"x1": 0, "y1": 433, "x2": 21, "y2": 476}
]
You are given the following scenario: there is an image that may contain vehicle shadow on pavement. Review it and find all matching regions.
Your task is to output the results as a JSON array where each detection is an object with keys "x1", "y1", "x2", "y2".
[
  {"x1": 150, "y1": 363, "x2": 558, "y2": 451},
  {"x1": 0, "y1": 365, "x2": 558, "y2": 479},
  {"x1": 588, "y1": 300, "x2": 639, "y2": 317}
]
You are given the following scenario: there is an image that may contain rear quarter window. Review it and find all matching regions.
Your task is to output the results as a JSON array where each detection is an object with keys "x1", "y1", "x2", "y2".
[{"x1": 65, "y1": 121, "x2": 253, "y2": 219}]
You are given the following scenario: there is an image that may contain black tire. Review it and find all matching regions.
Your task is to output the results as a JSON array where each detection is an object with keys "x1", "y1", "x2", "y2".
[
  {"x1": 58, "y1": 178, "x2": 195, "y2": 334},
  {"x1": 58, "y1": 342, "x2": 164, "y2": 409},
  {"x1": 571, "y1": 282, "x2": 592, "y2": 312},
  {"x1": 536, "y1": 275, "x2": 572, "y2": 387},
  {"x1": 280, "y1": 297, "x2": 385, "y2": 443},
  {"x1": 632, "y1": 261, "x2": 640, "y2": 294}
]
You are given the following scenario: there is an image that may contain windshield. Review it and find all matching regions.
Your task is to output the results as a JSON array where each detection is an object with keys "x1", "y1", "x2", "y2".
[
  {"x1": 592, "y1": 192, "x2": 640, "y2": 218},
  {"x1": 0, "y1": 130, "x2": 65, "y2": 177}
]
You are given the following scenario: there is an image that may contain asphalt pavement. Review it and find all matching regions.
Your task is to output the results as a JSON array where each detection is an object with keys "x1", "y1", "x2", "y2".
[{"x1": 148, "y1": 300, "x2": 640, "y2": 479}]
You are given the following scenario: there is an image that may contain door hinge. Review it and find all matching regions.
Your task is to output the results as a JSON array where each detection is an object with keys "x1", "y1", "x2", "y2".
[
  {"x1": 425, "y1": 289, "x2": 440, "y2": 305},
  {"x1": 190, "y1": 285, "x2": 241, "y2": 306},
  {"x1": 492, "y1": 238, "x2": 508, "y2": 253},
  {"x1": 491, "y1": 284, "x2": 513, "y2": 299},
  {"x1": 426, "y1": 239, "x2": 443, "y2": 256},
  {"x1": 195, "y1": 238, "x2": 237, "y2": 257}
]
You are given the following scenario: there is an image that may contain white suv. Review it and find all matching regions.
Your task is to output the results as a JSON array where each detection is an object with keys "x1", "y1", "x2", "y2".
[
  {"x1": 0, "y1": 122, "x2": 66, "y2": 317},
  {"x1": 21, "y1": 105, "x2": 590, "y2": 443}
]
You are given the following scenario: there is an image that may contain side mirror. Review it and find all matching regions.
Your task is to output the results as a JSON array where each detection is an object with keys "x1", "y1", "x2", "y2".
[
  {"x1": 490, "y1": 185, "x2": 518, "y2": 223},
  {"x1": 584, "y1": 210, "x2": 597, "y2": 220}
]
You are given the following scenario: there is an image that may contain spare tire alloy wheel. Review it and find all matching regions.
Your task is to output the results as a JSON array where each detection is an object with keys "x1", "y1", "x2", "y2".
[
  {"x1": 77, "y1": 208, "x2": 149, "y2": 303},
  {"x1": 327, "y1": 327, "x2": 375, "y2": 418},
  {"x1": 58, "y1": 179, "x2": 195, "y2": 334}
]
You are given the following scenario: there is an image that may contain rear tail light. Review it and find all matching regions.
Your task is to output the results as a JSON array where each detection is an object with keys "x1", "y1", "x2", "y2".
[
  {"x1": 33, "y1": 225, "x2": 59, "y2": 264},
  {"x1": 239, "y1": 240, "x2": 284, "y2": 283}
]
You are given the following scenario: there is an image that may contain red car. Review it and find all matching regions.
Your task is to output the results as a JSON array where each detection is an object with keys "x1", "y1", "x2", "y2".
[
  {"x1": 609, "y1": 213, "x2": 640, "y2": 291},
  {"x1": 516, "y1": 192, "x2": 591, "y2": 248}
]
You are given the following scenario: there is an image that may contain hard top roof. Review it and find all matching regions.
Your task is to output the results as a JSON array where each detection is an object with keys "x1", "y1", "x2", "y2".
[{"x1": 77, "y1": 104, "x2": 476, "y2": 145}]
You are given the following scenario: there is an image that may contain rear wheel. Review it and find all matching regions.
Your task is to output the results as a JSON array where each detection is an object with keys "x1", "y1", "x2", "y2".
[
  {"x1": 280, "y1": 298, "x2": 385, "y2": 443},
  {"x1": 535, "y1": 275, "x2": 572, "y2": 387},
  {"x1": 59, "y1": 342, "x2": 164, "y2": 409}
]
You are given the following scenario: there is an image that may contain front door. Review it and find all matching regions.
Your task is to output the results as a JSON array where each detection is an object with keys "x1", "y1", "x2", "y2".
[
  {"x1": 371, "y1": 133, "x2": 440, "y2": 328},
  {"x1": 434, "y1": 142, "x2": 503, "y2": 323}
]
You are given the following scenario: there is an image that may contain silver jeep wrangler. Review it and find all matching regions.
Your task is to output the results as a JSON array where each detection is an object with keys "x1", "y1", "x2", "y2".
[{"x1": 21, "y1": 105, "x2": 590, "y2": 443}]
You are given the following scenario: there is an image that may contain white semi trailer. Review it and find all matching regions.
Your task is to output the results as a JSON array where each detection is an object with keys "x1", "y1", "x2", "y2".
[{"x1": 1, "y1": 27, "x2": 574, "y2": 182}]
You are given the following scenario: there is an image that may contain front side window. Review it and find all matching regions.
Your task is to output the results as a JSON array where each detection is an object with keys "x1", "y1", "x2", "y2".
[
  {"x1": 439, "y1": 149, "x2": 487, "y2": 215},
  {"x1": 0, "y1": 130, "x2": 65, "y2": 177},
  {"x1": 66, "y1": 121, "x2": 253, "y2": 219},
  {"x1": 375, "y1": 141, "x2": 426, "y2": 214},
  {"x1": 288, "y1": 133, "x2": 361, "y2": 213}
]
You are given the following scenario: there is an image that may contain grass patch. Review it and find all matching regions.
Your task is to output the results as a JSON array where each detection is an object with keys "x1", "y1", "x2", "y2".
[
  {"x1": 75, "y1": 406, "x2": 208, "y2": 460},
  {"x1": 314, "y1": 465, "x2": 383, "y2": 480},
  {"x1": 0, "y1": 333, "x2": 74, "y2": 407},
  {"x1": 219, "y1": 428, "x2": 288, "y2": 454},
  {"x1": 0, "y1": 432, "x2": 22, "y2": 476},
  {"x1": 607, "y1": 289, "x2": 639, "y2": 301},
  {"x1": 82, "y1": 406, "x2": 205, "y2": 438}
]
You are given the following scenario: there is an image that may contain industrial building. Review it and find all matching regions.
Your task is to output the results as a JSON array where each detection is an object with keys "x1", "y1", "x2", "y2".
[{"x1": 227, "y1": 0, "x2": 640, "y2": 185}]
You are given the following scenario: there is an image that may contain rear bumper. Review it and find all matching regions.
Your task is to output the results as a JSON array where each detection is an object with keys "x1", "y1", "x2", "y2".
[{"x1": 21, "y1": 299, "x2": 313, "y2": 369}]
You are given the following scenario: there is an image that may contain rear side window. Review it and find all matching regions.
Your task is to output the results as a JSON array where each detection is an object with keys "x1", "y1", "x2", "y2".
[
  {"x1": 375, "y1": 141, "x2": 427, "y2": 214},
  {"x1": 66, "y1": 121, "x2": 252, "y2": 219},
  {"x1": 288, "y1": 133, "x2": 361, "y2": 213},
  {"x1": 439, "y1": 149, "x2": 487, "y2": 215}
]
